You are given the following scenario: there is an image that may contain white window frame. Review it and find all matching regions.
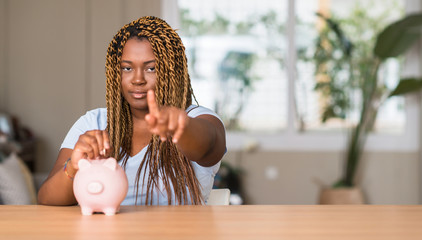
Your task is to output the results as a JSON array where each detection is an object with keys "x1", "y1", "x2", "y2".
[{"x1": 169, "y1": 0, "x2": 421, "y2": 152}]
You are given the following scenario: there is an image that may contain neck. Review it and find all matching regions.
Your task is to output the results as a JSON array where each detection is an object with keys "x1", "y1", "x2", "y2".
[
  {"x1": 130, "y1": 108, "x2": 149, "y2": 122},
  {"x1": 129, "y1": 108, "x2": 153, "y2": 156}
]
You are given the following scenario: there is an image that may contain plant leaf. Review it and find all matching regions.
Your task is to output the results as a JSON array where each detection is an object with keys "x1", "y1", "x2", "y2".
[
  {"x1": 374, "y1": 13, "x2": 422, "y2": 59},
  {"x1": 316, "y1": 13, "x2": 353, "y2": 57},
  {"x1": 389, "y1": 78, "x2": 422, "y2": 97}
]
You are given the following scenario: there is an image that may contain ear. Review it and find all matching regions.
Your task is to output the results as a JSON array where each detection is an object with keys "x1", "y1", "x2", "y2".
[
  {"x1": 78, "y1": 159, "x2": 91, "y2": 170},
  {"x1": 103, "y1": 158, "x2": 117, "y2": 171}
]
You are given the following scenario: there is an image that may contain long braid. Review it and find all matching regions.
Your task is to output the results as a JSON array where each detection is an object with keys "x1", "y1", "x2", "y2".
[{"x1": 105, "y1": 16, "x2": 203, "y2": 205}]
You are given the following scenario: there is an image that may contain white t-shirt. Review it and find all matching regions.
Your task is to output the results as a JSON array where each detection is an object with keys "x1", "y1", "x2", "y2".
[{"x1": 61, "y1": 105, "x2": 223, "y2": 205}]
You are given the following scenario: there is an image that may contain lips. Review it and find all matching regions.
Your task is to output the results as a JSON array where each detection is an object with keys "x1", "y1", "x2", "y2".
[{"x1": 130, "y1": 91, "x2": 147, "y2": 99}]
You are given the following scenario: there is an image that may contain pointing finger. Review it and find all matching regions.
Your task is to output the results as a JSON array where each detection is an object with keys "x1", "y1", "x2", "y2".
[{"x1": 147, "y1": 90, "x2": 159, "y2": 116}]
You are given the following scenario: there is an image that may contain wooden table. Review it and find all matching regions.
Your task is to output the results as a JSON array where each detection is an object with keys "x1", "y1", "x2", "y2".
[{"x1": 1, "y1": 205, "x2": 422, "y2": 240}]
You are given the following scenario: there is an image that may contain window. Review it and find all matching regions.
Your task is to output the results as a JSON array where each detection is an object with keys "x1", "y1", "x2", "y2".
[
  {"x1": 295, "y1": 0, "x2": 405, "y2": 133},
  {"x1": 179, "y1": 0, "x2": 288, "y2": 131},
  {"x1": 176, "y1": 0, "x2": 420, "y2": 151}
]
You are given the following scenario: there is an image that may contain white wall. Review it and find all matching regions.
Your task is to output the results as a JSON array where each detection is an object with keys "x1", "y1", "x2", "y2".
[
  {"x1": 0, "y1": 0, "x2": 162, "y2": 172},
  {"x1": 0, "y1": 0, "x2": 7, "y2": 111},
  {"x1": 224, "y1": 150, "x2": 420, "y2": 204}
]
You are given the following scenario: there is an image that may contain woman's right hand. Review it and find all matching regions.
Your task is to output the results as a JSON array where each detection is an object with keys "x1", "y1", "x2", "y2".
[{"x1": 70, "y1": 130, "x2": 110, "y2": 170}]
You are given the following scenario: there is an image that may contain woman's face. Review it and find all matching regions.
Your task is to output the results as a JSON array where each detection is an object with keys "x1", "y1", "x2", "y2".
[{"x1": 120, "y1": 38, "x2": 157, "y2": 112}]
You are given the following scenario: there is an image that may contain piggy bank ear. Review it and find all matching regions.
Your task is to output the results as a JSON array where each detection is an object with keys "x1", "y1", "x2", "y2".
[
  {"x1": 78, "y1": 159, "x2": 91, "y2": 170},
  {"x1": 103, "y1": 158, "x2": 117, "y2": 171}
]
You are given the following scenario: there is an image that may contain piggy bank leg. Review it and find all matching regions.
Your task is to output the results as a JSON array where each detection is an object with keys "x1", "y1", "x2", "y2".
[
  {"x1": 103, "y1": 207, "x2": 118, "y2": 216},
  {"x1": 80, "y1": 206, "x2": 94, "y2": 216}
]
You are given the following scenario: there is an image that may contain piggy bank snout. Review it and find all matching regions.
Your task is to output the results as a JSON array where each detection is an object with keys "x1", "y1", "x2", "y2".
[{"x1": 87, "y1": 181, "x2": 104, "y2": 194}]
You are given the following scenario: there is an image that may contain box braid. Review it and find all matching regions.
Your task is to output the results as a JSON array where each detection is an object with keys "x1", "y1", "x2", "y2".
[{"x1": 105, "y1": 16, "x2": 202, "y2": 205}]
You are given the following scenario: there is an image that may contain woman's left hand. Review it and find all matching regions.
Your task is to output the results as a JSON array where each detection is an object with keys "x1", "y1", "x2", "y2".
[{"x1": 145, "y1": 90, "x2": 190, "y2": 143}]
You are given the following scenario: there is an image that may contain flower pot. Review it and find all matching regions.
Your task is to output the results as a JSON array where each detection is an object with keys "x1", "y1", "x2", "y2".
[{"x1": 319, "y1": 187, "x2": 364, "y2": 204}]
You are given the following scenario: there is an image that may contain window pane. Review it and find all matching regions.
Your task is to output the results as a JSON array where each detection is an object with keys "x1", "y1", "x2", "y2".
[
  {"x1": 295, "y1": 0, "x2": 405, "y2": 133},
  {"x1": 178, "y1": 0, "x2": 288, "y2": 131}
]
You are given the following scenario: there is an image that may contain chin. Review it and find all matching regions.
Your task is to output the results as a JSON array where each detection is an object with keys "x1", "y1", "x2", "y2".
[{"x1": 130, "y1": 104, "x2": 149, "y2": 112}]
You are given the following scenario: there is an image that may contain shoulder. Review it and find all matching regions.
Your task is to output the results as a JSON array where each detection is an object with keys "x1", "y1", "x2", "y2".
[
  {"x1": 83, "y1": 108, "x2": 107, "y2": 119},
  {"x1": 186, "y1": 105, "x2": 222, "y2": 121},
  {"x1": 186, "y1": 105, "x2": 225, "y2": 132},
  {"x1": 77, "y1": 108, "x2": 107, "y2": 128},
  {"x1": 60, "y1": 108, "x2": 107, "y2": 149}
]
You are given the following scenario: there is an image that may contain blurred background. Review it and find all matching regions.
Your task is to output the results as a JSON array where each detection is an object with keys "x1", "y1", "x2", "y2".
[{"x1": 1, "y1": 0, "x2": 422, "y2": 205}]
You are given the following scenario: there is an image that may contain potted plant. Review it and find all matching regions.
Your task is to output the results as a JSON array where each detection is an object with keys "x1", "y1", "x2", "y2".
[{"x1": 314, "y1": 12, "x2": 422, "y2": 204}]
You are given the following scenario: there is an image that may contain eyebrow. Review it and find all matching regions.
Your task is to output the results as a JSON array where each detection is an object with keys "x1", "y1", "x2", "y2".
[{"x1": 121, "y1": 60, "x2": 156, "y2": 64}]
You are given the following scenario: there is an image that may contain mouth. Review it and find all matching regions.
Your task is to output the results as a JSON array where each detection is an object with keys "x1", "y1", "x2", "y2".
[{"x1": 130, "y1": 91, "x2": 147, "y2": 99}]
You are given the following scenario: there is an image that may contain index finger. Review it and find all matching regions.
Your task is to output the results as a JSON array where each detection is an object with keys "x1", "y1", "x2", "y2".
[
  {"x1": 147, "y1": 90, "x2": 159, "y2": 116},
  {"x1": 102, "y1": 131, "x2": 110, "y2": 157}
]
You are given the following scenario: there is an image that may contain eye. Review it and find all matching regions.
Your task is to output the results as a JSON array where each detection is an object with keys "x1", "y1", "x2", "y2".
[
  {"x1": 121, "y1": 66, "x2": 132, "y2": 72},
  {"x1": 146, "y1": 67, "x2": 156, "y2": 73}
]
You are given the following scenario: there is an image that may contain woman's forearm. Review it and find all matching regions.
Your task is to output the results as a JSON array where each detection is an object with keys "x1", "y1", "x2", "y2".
[
  {"x1": 175, "y1": 115, "x2": 226, "y2": 167},
  {"x1": 37, "y1": 149, "x2": 78, "y2": 205},
  {"x1": 37, "y1": 171, "x2": 77, "y2": 205}
]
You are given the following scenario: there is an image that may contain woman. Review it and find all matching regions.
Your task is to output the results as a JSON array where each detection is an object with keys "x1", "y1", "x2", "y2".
[{"x1": 37, "y1": 16, "x2": 226, "y2": 205}]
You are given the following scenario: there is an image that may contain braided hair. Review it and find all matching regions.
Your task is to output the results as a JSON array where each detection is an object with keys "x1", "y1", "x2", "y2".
[{"x1": 105, "y1": 16, "x2": 202, "y2": 205}]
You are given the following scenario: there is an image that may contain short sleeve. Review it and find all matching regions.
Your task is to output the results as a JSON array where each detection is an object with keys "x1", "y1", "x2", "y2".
[
  {"x1": 186, "y1": 105, "x2": 224, "y2": 125},
  {"x1": 60, "y1": 108, "x2": 107, "y2": 149}
]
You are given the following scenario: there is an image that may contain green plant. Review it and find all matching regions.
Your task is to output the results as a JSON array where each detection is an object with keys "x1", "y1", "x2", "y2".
[{"x1": 316, "y1": 12, "x2": 422, "y2": 188}]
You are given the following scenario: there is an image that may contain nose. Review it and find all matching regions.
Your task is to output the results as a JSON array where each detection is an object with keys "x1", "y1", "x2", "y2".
[{"x1": 131, "y1": 69, "x2": 146, "y2": 85}]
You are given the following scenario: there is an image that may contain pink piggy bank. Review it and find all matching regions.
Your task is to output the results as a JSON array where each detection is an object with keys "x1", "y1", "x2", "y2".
[{"x1": 73, "y1": 158, "x2": 128, "y2": 216}]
